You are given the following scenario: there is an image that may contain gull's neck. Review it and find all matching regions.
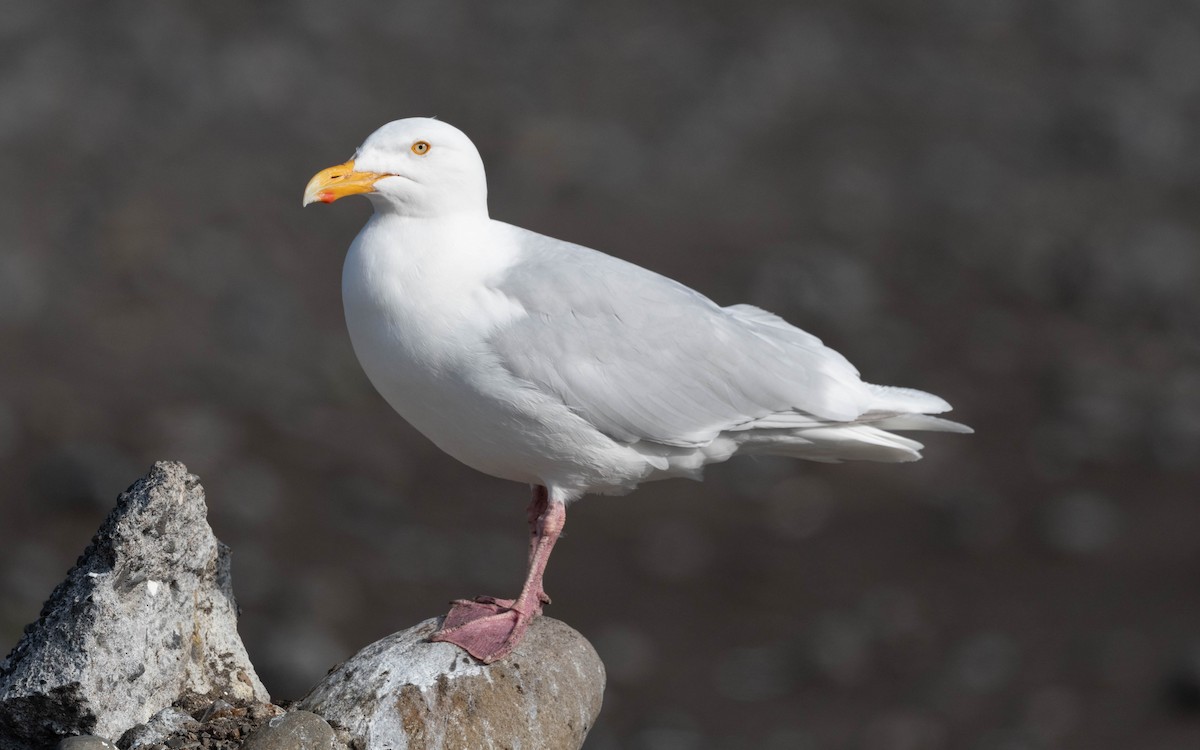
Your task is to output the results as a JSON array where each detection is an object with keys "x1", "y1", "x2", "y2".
[{"x1": 366, "y1": 193, "x2": 489, "y2": 220}]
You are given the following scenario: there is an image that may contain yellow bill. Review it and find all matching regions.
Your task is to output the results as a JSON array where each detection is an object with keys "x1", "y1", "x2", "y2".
[{"x1": 303, "y1": 160, "x2": 387, "y2": 206}]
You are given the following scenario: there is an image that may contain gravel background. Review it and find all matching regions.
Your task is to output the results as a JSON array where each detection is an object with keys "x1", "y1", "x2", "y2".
[{"x1": 2, "y1": 2, "x2": 1199, "y2": 748}]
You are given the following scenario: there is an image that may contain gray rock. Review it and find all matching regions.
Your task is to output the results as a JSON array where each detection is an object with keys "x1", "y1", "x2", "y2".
[
  {"x1": 241, "y1": 711, "x2": 336, "y2": 750},
  {"x1": 56, "y1": 737, "x2": 117, "y2": 750},
  {"x1": 299, "y1": 616, "x2": 605, "y2": 750},
  {"x1": 117, "y1": 706, "x2": 200, "y2": 750},
  {"x1": 0, "y1": 461, "x2": 270, "y2": 749}
]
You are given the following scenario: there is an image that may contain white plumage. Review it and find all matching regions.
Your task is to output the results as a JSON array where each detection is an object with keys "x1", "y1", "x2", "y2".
[
  {"x1": 304, "y1": 117, "x2": 970, "y2": 662},
  {"x1": 317, "y1": 117, "x2": 970, "y2": 504}
]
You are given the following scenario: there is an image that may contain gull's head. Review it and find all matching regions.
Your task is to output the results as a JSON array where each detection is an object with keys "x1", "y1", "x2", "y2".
[{"x1": 303, "y1": 118, "x2": 488, "y2": 218}]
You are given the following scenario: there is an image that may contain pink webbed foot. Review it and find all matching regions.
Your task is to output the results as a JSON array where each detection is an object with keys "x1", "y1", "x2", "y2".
[
  {"x1": 429, "y1": 488, "x2": 565, "y2": 664},
  {"x1": 430, "y1": 597, "x2": 539, "y2": 663},
  {"x1": 441, "y1": 597, "x2": 509, "y2": 625}
]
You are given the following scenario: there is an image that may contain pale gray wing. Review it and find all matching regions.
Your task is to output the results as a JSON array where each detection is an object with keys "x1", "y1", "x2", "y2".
[{"x1": 488, "y1": 224, "x2": 874, "y2": 447}]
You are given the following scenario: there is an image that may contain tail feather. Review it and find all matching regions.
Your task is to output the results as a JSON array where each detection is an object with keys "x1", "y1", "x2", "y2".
[
  {"x1": 865, "y1": 383, "x2": 952, "y2": 414},
  {"x1": 868, "y1": 413, "x2": 974, "y2": 434},
  {"x1": 742, "y1": 424, "x2": 926, "y2": 463},
  {"x1": 740, "y1": 383, "x2": 971, "y2": 464}
]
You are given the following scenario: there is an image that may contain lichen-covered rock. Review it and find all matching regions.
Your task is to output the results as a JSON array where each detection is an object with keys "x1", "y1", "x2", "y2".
[
  {"x1": 0, "y1": 461, "x2": 270, "y2": 749},
  {"x1": 299, "y1": 616, "x2": 604, "y2": 750}
]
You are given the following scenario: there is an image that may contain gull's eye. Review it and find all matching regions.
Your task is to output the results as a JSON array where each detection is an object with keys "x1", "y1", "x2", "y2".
[{"x1": 411, "y1": 141, "x2": 431, "y2": 155}]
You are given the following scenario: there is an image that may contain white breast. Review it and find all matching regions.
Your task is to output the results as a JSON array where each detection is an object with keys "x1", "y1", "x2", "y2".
[{"x1": 341, "y1": 214, "x2": 655, "y2": 496}]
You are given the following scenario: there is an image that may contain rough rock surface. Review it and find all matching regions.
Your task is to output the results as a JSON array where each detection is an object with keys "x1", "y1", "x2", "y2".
[
  {"x1": 0, "y1": 462, "x2": 270, "y2": 749},
  {"x1": 299, "y1": 616, "x2": 605, "y2": 750}
]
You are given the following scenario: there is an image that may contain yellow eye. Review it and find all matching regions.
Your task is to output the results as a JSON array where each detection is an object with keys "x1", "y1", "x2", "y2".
[{"x1": 412, "y1": 141, "x2": 430, "y2": 155}]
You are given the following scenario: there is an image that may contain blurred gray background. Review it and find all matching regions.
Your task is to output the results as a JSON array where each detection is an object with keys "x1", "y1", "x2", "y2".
[{"x1": 2, "y1": 1, "x2": 1198, "y2": 748}]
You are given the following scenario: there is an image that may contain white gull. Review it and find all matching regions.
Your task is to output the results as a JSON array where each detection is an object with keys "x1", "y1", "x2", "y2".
[{"x1": 304, "y1": 117, "x2": 971, "y2": 663}]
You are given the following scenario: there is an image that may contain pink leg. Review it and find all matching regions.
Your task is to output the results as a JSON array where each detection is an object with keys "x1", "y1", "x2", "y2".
[
  {"x1": 430, "y1": 486, "x2": 565, "y2": 663},
  {"x1": 470, "y1": 487, "x2": 551, "y2": 610}
]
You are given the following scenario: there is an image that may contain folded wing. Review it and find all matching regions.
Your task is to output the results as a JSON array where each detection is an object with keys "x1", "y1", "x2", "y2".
[{"x1": 489, "y1": 226, "x2": 888, "y2": 448}]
